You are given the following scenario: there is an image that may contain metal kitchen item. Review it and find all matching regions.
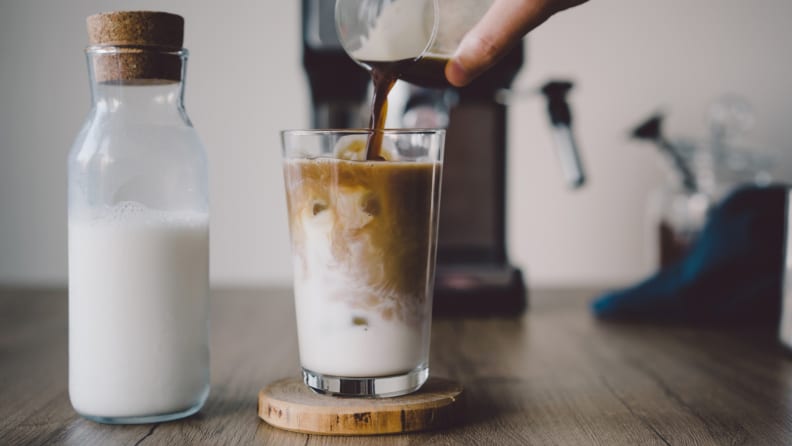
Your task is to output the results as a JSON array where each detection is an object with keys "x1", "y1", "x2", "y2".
[
  {"x1": 632, "y1": 114, "x2": 698, "y2": 193},
  {"x1": 779, "y1": 189, "x2": 792, "y2": 349},
  {"x1": 634, "y1": 98, "x2": 775, "y2": 269}
]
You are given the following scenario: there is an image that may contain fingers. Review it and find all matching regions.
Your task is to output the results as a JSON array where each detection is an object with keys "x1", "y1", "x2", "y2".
[{"x1": 445, "y1": 0, "x2": 581, "y2": 87}]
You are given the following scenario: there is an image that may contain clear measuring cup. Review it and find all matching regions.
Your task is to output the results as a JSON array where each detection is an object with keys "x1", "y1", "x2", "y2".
[{"x1": 335, "y1": 0, "x2": 493, "y2": 66}]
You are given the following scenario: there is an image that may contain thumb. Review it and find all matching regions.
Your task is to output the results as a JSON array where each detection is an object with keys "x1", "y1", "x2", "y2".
[{"x1": 444, "y1": 0, "x2": 553, "y2": 87}]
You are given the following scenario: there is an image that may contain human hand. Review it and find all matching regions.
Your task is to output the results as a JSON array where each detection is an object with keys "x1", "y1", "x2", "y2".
[{"x1": 445, "y1": 0, "x2": 588, "y2": 86}]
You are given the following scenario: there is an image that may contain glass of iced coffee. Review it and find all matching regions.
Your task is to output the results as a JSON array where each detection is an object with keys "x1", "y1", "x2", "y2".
[{"x1": 282, "y1": 129, "x2": 444, "y2": 397}]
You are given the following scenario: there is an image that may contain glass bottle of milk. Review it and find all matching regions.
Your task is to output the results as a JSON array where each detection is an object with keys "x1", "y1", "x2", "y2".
[{"x1": 67, "y1": 11, "x2": 210, "y2": 424}]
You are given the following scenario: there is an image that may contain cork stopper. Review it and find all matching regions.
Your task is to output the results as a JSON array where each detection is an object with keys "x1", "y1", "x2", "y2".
[{"x1": 86, "y1": 11, "x2": 185, "y2": 84}]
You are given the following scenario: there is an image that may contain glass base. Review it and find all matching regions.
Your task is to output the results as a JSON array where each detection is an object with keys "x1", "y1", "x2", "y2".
[{"x1": 302, "y1": 366, "x2": 429, "y2": 398}]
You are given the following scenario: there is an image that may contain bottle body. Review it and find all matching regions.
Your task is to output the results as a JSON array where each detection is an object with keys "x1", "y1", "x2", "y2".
[
  {"x1": 68, "y1": 48, "x2": 210, "y2": 423},
  {"x1": 646, "y1": 187, "x2": 711, "y2": 269}
]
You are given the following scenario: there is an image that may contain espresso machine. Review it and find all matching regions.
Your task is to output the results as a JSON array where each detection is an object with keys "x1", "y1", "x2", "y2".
[{"x1": 302, "y1": 0, "x2": 585, "y2": 316}]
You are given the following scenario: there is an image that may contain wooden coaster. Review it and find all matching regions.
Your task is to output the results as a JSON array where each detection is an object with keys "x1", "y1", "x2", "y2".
[{"x1": 258, "y1": 377, "x2": 464, "y2": 435}]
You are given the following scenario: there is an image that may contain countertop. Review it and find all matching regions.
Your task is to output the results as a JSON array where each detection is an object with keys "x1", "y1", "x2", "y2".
[{"x1": 2, "y1": 287, "x2": 792, "y2": 445}]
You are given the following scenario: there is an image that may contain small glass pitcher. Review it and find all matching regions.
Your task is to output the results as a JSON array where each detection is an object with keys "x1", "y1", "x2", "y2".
[{"x1": 335, "y1": 0, "x2": 493, "y2": 65}]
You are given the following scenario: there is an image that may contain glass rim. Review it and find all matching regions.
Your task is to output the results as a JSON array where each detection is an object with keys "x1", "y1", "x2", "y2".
[
  {"x1": 281, "y1": 128, "x2": 446, "y2": 137},
  {"x1": 85, "y1": 45, "x2": 188, "y2": 57}
]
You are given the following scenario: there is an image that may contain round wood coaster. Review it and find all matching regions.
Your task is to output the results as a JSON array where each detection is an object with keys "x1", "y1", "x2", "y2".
[{"x1": 258, "y1": 377, "x2": 464, "y2": 435}]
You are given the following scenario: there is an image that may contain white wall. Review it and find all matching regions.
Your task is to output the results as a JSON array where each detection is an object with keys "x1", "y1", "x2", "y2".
[
  {"x1": 510, "y1": 0, "x2": 792, "y2": 286},
  {"x1": 1, "y1": 0, "x2": 790, "y2": 288}
]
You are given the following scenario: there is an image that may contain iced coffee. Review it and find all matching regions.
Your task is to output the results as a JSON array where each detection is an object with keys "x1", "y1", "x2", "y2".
[{"x1": 282, "y1": 130, "x2": 443, "y2": 397}]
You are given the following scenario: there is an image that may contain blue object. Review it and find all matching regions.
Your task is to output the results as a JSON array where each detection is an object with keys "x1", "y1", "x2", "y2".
[{"x1": 592, "y1": 186, "x2": 787, "y2": 324}]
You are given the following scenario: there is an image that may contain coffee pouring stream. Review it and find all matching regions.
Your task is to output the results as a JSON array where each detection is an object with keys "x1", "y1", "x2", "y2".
[
  {"x1": 336, "y1": 0, "x2": 587, "y2": 188},
  {"x1": 303, "y1": 0, "x2": 589, "y2": 315},
  {"x1": 335, "y1": 0, "x2": 497, "y2": 159}
]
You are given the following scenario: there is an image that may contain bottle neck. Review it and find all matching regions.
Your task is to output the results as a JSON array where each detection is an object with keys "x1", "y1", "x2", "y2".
[
  {"x1": 85, "y1": 47, "x2": 190, "y2": 122},
  {"x1": 91, "y1": 82, "x2": 185, "y2": 113}
]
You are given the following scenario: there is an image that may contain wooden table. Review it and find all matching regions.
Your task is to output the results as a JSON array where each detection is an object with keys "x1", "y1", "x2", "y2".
[{"x1": 2, "y1": 287, "x2": 792, "y2": 445}]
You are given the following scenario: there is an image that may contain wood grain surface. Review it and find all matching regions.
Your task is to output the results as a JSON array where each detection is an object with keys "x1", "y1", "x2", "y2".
[
  {"x1": 258, "y1": 377, "x2": 464, "y2": 435},
  {"x1": 2, "y1": 287, "x2": 792, "y2": 445}
]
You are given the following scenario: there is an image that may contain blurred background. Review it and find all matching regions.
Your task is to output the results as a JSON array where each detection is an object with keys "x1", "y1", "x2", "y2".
[{"x1": 1, "y1": 0, "x2": 791, "y2": 289}]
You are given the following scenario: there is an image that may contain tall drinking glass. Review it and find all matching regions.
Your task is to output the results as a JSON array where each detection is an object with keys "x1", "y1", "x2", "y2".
[{"x1": 281, "y1": 129, "x2": 444, "y2": 397}]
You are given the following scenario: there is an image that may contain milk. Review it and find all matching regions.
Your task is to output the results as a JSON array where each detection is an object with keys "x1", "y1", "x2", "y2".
[
  {"x1": 349, "y1": 0, "x2": 494, "y2": 62},
  {"x1": 290, "y1": 184, "x2": 431, "y2": 377},
  {"x1": 350, "y1": 0, "x2": 433, "y2": 62},
  {"x1": 68, "y1": 202, "x2": 210, "y2": 420},
  {"x1": 293, "y1": 243, "x2": 430, "y2": 378},
  {"x1": 283, "y1": 151, "x2": 441, "y2": 392}
]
